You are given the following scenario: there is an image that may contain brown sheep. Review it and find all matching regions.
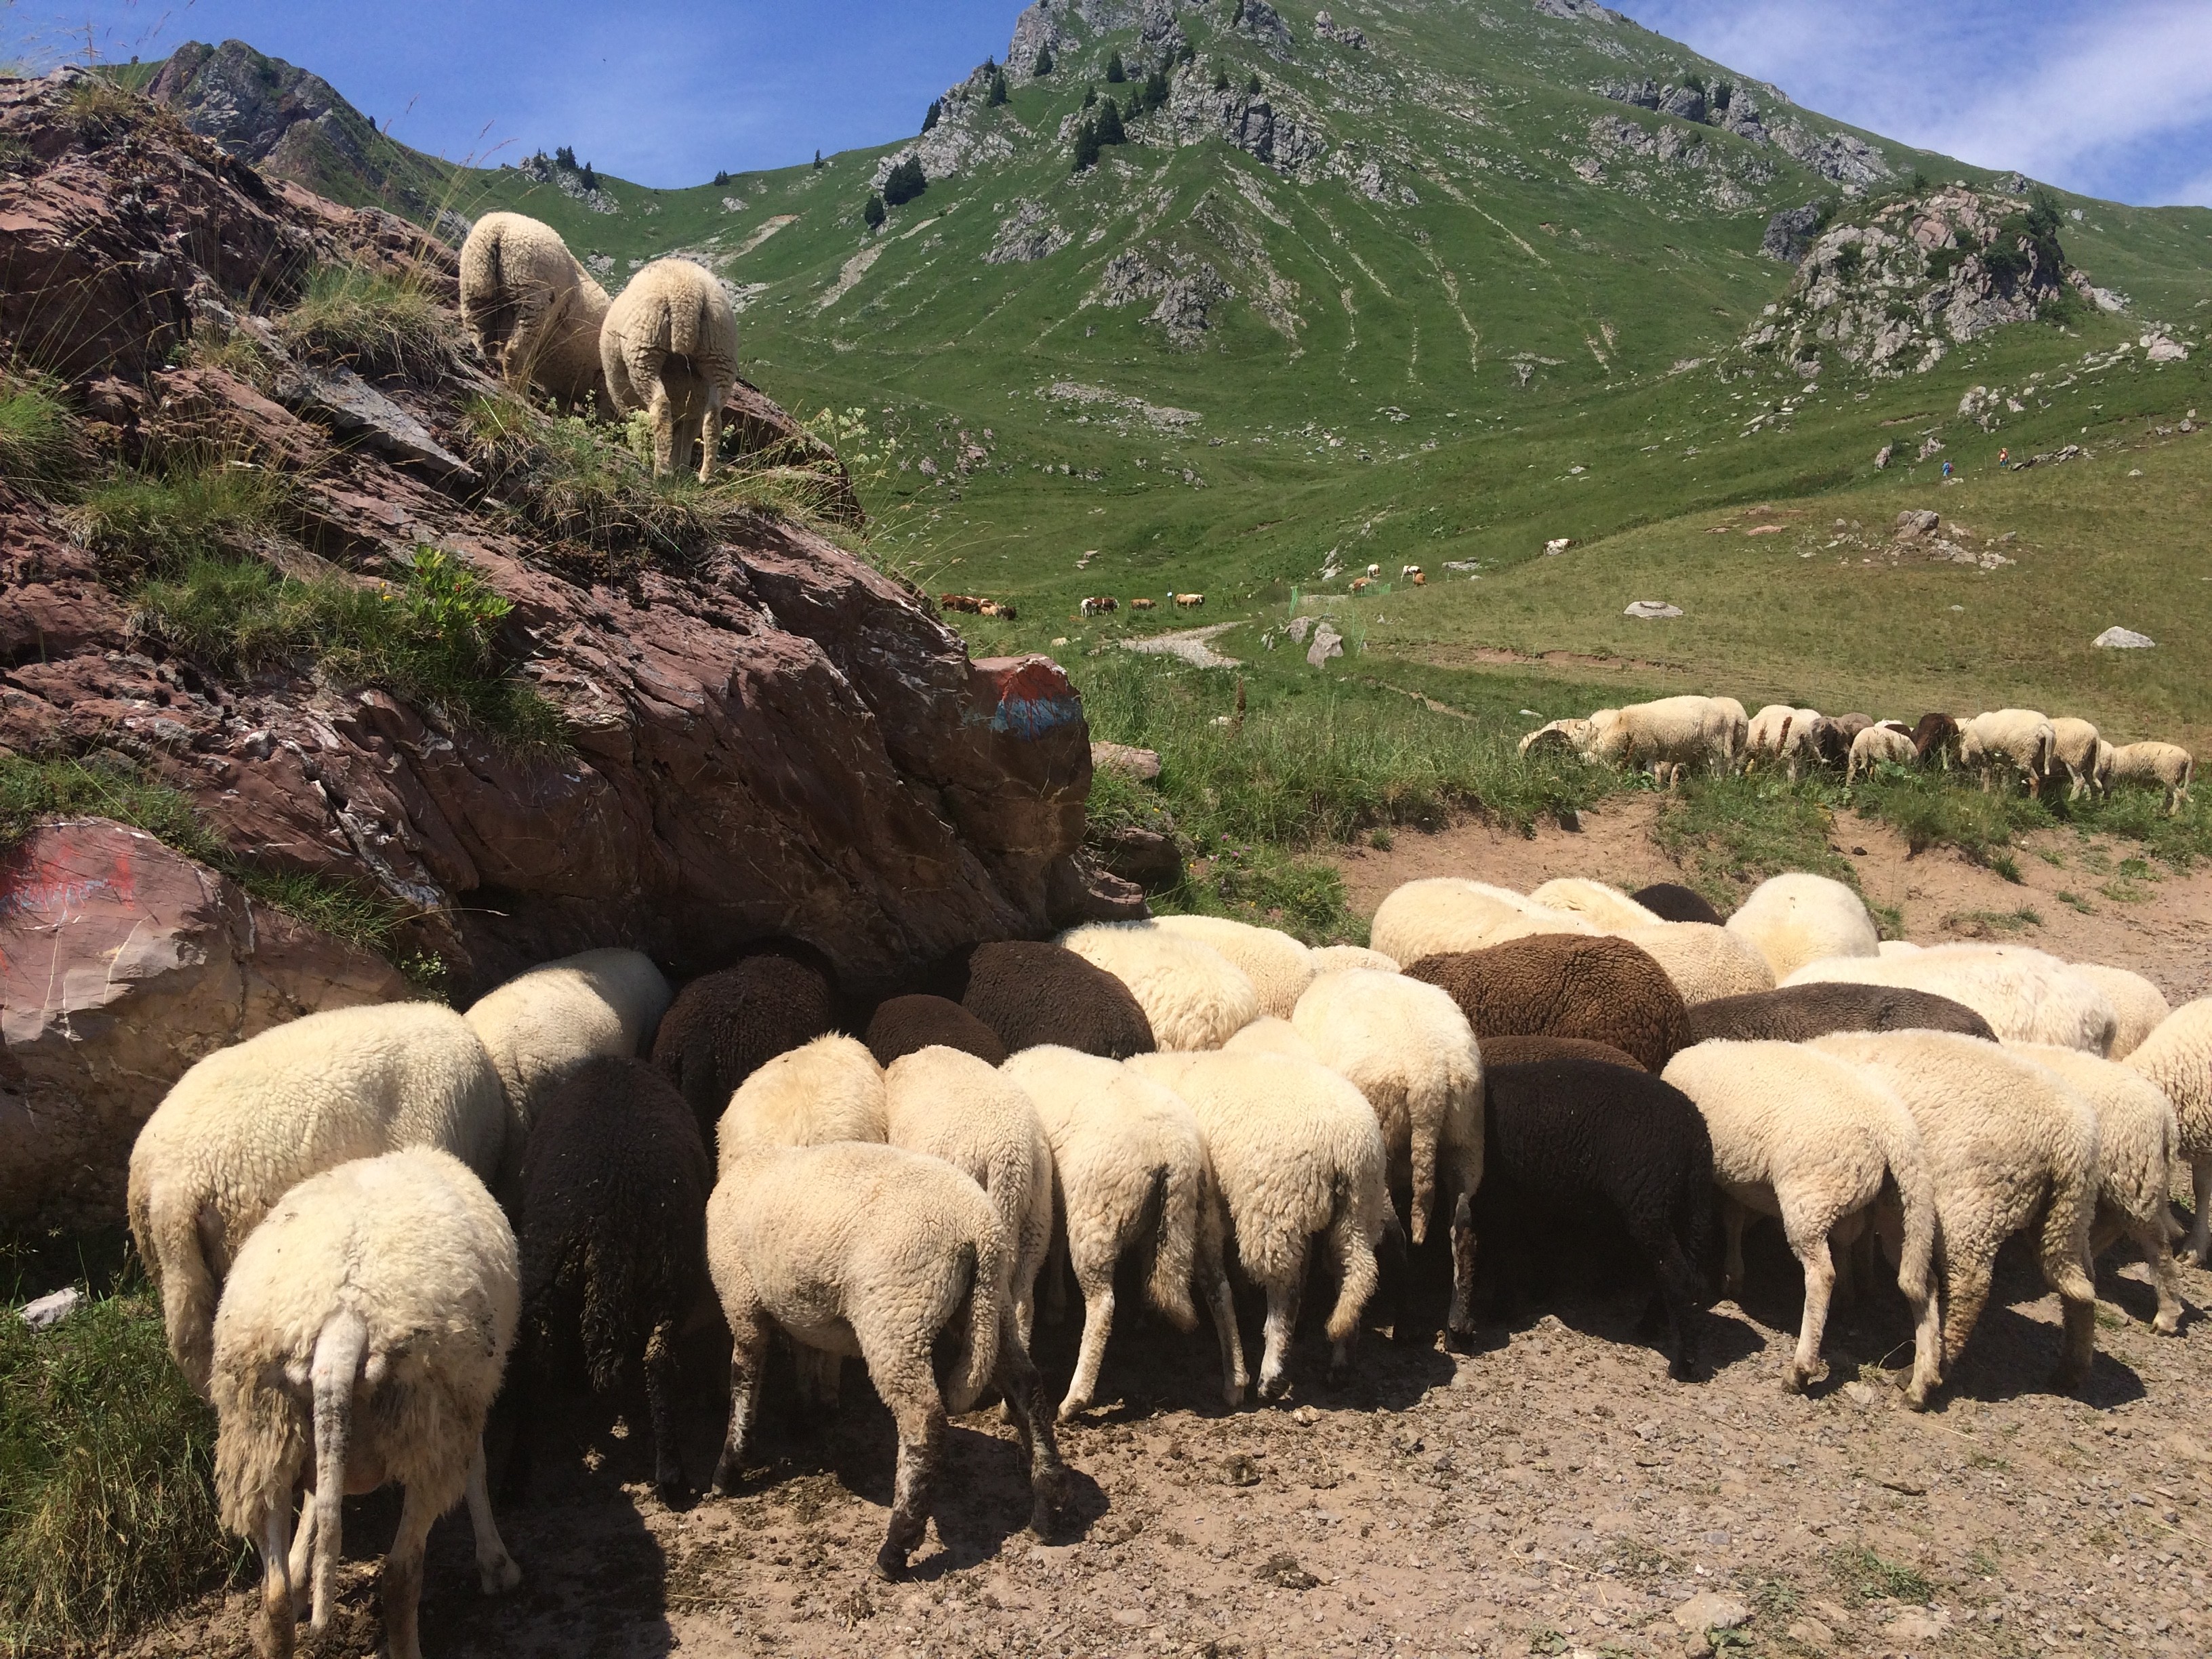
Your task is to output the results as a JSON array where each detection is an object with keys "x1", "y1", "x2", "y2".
[
  {"x1": 863, "y1": 995, "x2": 1009, "y2": 1069},
  {"x1": 954, "y1": 941, "x2": 1158, "y2": 1059},
  {"x1": 651, "y1": 952, "x2": 839, "y2": 1145},
  {"x1": 1912, "y1": 712, "x2": 1961, "y2": 769},
  {"x1": 1406, "y1": 935, "x2": 1692, "y2": 1073},
  {"x1": 1475, "y1": 1034, "x2": 1647, "y2": 1071},
  {"x1": 1687, "y1": 983, "x2": 1996, "y2": 1046}
]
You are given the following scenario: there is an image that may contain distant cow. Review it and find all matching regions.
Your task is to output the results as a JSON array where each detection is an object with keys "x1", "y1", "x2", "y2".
[
  {"x1": 940, "y1": 594, "x2": 986, "y2": 615},
  {"x1": 1366, "y1": 563, "x2": 1381, "y2": 577},
  {"x1": 1349, "y1": 577, "x2": 1372, "y2": 594},
  {"x1": 979, "y1": 600, "x2": 1017, "y2": 620},
  {"x1": 1174, "y1": 593, "x2": 1204, "y2": 609},
  {"x1": 1400, "y1": 565, "x2": 1422, "y2": 578},
  {"x1": 1130, "y1": 597, "x2": 1157, "y2": 611},
  {"x1": 1412, "y1": 572, "x2": 1427, "y2": 586},
  {"x1": 1080, "y1": 596, "x2": 1118, "y2": 615}
]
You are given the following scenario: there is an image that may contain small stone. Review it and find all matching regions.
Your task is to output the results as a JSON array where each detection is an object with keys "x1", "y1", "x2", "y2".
[
  {"x1": 2093, "y1": 626, "x2": 2155, "y2": 649},
  {"x1": 1786, "y1": 1616, "x2": 1836, "y2": 1650},
  {"x1": 1292, "y1": 1406, "x2": 1319, "y2": 1426},
  {"x1": 1623, "y1": 600, "x2": 1683, "y2": 619},
  {"x1": 1090, "y1": 741, "x2": 1163, "y2": 782},
  {"x1": 1887, "y1": 1610, "x2": 1946, "y2": 1643},
  {"x1": 20, "y1": 1286, "x2": 83, "y2": 1330},
  {"x1": 1673, "y1": 1591, "x2": 1750, "y2": 1634},
  {"x1": 1255, "y1": 1553, "x2": 1319, "y2": 1591},
  {"x1": 1220, "y1": 1454, "x2": 1261, "y2": 1487},
  {"x1": 1306, "y1": 621, "x2": 1345, "y2": 668},
  {"x1": 1843, "y1": 1380, "x2": 1877, "y2": 1406}
]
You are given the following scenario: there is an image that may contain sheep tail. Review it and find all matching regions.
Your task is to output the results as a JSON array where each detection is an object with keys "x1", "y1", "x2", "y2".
[
  {"x1": 1879, "y1": 1113, "x2": 1939, "y2": 1306},
  {"x1": 1144, "y1": 1163, "x2": 1200, "y2": 1333},
  {"x1": 2038, "y1": 1132, "x2": 2098, "y2": 1307},
  {"x1": 143, "y1": 1187, "x2": 221, "y2": 1399},
  {"x1": 1322, "y1": 1172, "x2": 1382, "y2": 1346},
  {"x1": 945, "y1": 1238, "x2": 1004, "y2": 1417},
  {"x1": 576, "y1": 1234, "x2": 638, "y2": 1396},
  {"x1": 308, "y1": 1308, "x2": 369, "y2": 1632},
  {"x1": 1408, "y1": 1080, "x2": 1446, "y2": 1247}
]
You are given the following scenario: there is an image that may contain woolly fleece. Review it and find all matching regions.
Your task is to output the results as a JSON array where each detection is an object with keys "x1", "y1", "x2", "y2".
[{"x1": 1055, "y1": 922, "x2": 1262, "y2": 1052}]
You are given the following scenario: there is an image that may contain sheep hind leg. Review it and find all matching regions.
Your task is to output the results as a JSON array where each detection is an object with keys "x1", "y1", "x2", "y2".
[
  {"x1": 869, "y1": 1357, "x2": 947, "y2": 1580},
  {"x1": 464, "y1": 1437, "x2": 522, "y2": 1594},
  {"x1": 1938, "y1": 1250, "x2": 1996, "y2": 1376},
  {"x1": 1719, "y1": 1197, "x2": 1750, "y2": 1303},
  {"x1": 1256, "y1": 1265, "x2": 1306, "y2": 1401},
  {"x1": 255, "y1": 1475, "x2": 298, "y2": 1659},
  {"x1": 1631, "y1": 1219, "x2": 1706, "y2": 1382},
  {"x1": 380, "y1": 1481, "x2": 439, "y2": 1659},
  {"x1": 990, "y1": 1315, "x2": 1069, "y2": 1539},
  {"x1": 1783, "y1": 1227, "x2": 1837, "y2": 1395},
  {"x1": 644, "y1": 1319, "x2": 688, "y2": 1506},
  {"x1": 2182, "y1": 1158, "x2": 2212, "y2": 1268},
  {"x1": 647, "y1": 383, "x2": 677, "y2": 479},
  {"x1": 710, "y1": 1308, "x2": 773, "y2": 1495},
  {"x1": 1446, "y1": 1191, "x2": 1477, "y2": 1347},
  {"x1": 1197, "y1": 1200, "x2": 1248, "y2": 1407},
  {"x1": 697, "y1": 393, "x2": 724, "y2": 485},
  {"x1": 2123, "y1": 1216, "x2": 2187, "y2": 1336},
  {"x1": 1057, "y1": 1250, "x2": 1117, "y2": 1421}
]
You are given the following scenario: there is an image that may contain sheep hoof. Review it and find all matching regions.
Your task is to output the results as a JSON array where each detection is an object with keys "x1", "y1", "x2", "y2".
[
  {"x1": 1780, "y1": 1365, "x2": 1809, "y2": 1395},
  {"x1": 480, "y1": 1554, "x2": 523, "y2": 1597},
  {"x1": 1256, "y1": 1372, "x2": 1289, "y2": 1402},
  {"x1": 655, "y1": 1476, "x2": 692, "y2": 1511},
  {"x1": 710, "y1": 1457, "x2": 742, "y2": 1497},
  {"x1": 2154, "y1": 1314, "x2": 2183, "y2": 1337},
  {"x1": 2051, "y1": 1361, "x2": 2091, "y2": 1393},
  {"x1": 1902, "y1": 1383, "x2": 1934, "y2": 1412},
  {"x1": 1222, "y1": 1380, "x2": 1248, "y2": 1408},
  {"x1": 872, "y1": 1544, "x2": 909, "y2": 1582},
  {"x1": 1027, "y1": 1499, "x2": 1059, "y2": 1541},
  {"x1": 1055, "y1": 1399, "x2": 1087, "y2": 1424}
]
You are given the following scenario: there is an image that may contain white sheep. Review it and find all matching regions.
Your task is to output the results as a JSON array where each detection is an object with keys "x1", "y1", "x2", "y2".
[
  {"x1": 1586, "y1": 695, "x2": 1740, "y2": 778},
  {"x1": 464, "y1": 947, "x2": 673, "y2": 1172},
  {"x1": 600, "y1": 258, "x2": 741, "y2": 482},
  {"x1": 1368, "y1": 877, "x2": 1592, "y2": 967},
  {"x1": 1129, "y1": 1050, "x2": 1391, "y2": 1398},
  {"x1": 706, "y1": 1141, "x2": 1068, "y2": 1574},
  {"x1": 1710, "y1": 696, "x2": 1752, "y2": 762},
  {"x1": 1616, "y1": 921, "x2": 1776, "y2": 1005},
  {"x1": 1745, "y1": 703, "x2": 1796, "y2": 771},
  {"x1": 1724, "y1": 872, "x2": 1879, "y2": 981},
  {"x1": 211, "y1": 1147, "x2": 520, "y2": 1659},
  {"x1": 1310, "y1": 944, "x2": 1400, "y2": 975},
  {"x1": 2093, "y1": 737, "x2": 2117, "y2": 796},
  {"x1": 1877, "y1": 939, "x2": 1923, "y2": 958},
  {"x1": 1813, "y1": 1031, "x2": 2100, "y2": 1392},
  {"x1": 1000, "y1": 1046, "x2": 1244, "y2": 1417},
  {"x1": 1517, "y1": 717, "x2": 1596, "y2": 760},
  {"x1": 1786, "y1": 943, "x2": 2117, "y2": 1053},
  {"x1": 715, "y1": 1031, "x2": 886, "y2": 1173},
  {"x1": 2047, "y1": 716, "x2": 2102, "y2": 802},
  {"x1": 885, "y1": 1046, "x2": 1054, "y2": 1342},
  {"x1": 2106, "y1": 741, "x2": 2195, "y2": 815},
  {"x1": 1528, "y1": 878, "x2": 1662, "y2": 931},
  {"x1": 1660, "y1": 1042, "x2": 1940, "y2": 1404},
  {"x1": 457, "y1": 211, "x2": 611, "y2": 408},
  {"x1": 1221, "y1": 1015, "x2": 1320, "y2": 1061},
  {"x1": 2072, "y1": 964, "x2": 2170, "y2": 1060},
  {"x1": 1054, "y1": 921, "x2": 1262, "y2": 1050},
  {"x1": 1959, "y1": 709, "x2": 2055, "y2": 795},
  {"x1": 2123, "y1": 998, "x2": 2212, "y2": 1264},
  {"x1": 127, "y1": 1002, "x2": 509, "y2": 1395},
  {"x1": 1151, "y1": 914, "x2": 1317, "y2": 1019},
  {"x1": 1290, "y1": 968, "x2": 1483, "y2": 1336},
  {"x1": 2014, "y1": 1045, "x2": 2186, "y2": 1335},
  {"x1": 1846, "y1": 722, "x2": 1917, "y2": 783}
]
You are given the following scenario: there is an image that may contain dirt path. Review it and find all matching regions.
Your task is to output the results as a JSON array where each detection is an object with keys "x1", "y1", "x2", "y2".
[
  {"x1": 1122, "y1": 623, "x2": 1242, "y2": 670},
  {"x1": 1330, "y1": 796, "x2": 2212, "y2": 1002}
]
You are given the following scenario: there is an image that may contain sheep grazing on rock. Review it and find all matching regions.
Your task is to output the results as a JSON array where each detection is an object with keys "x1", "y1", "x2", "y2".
[
  {"x1": 1129, "y1": 1051, "x2": 1391, "y2": 1398},
  {"x1": 1310, "y1": 943, "x2": 1400, "y2": 975},
  {"x1": 1151, "y1": 914, "x2": 1316, "y2": 1019},
  {"x1": 716, "y1": 1032, "x2": 886, "y2": 1173},
  {"x1": 457, "y1": 211, "x2": 610, "y2": 408},
  {"x1": 1960, "y1": 709, "x2": 2055, "y2": 795},
  {"x1": 1786, "y1": 943, "x2": 2117, "y2": 1054},
  {"x1": 1517, "y1": 717, "x2": 1596, "y2": 760},
  {"x1": 2070, "y1": 964, "x2": 2169, "y2": 1060},
  {"x1": 464, "y1": 947, "x2": 674, "y2": 1174},
  {"x1": 2122, "y1": 998, "x2": 2212, "y2": 1264},
  {"x1": 706, "y1": 1142, "x2": 1069, "y2": 1576},
  {"x1": 1586, "y1": 695, "x2": 1741, "y2": 779},
  {"x1": 504, "y1": 1057, "x2": 710, "y2": 1507},
  {"x1": 1616, "y1": 921, "x2": 1775, "y2": 1006},
  {"x1": 1912, "y1": 712, "x2": 1961, "y2": 769},
  {"x1": 1529, "y1": 878, "x2": 1662, "y2": 931},
  {"x1": 1000, "y1": 1046, "x2": 1242, "y2": 1416},
  {"x1": 1662, "y1": 1042, "x2": 1940, "y2": 1403},
  {"x1": 1687, "y1": 981, "x2": 1996, "y2": 1046},
  {"x1": 1291, "y1": 968, "x2": 1483, "y2": 1336},
  {"x1": 1813, "y1": 1032, "x2": 2100, "y2": 1392},
  {"x1": 1477, "y1": 1059, "x2": 1715, "y2": 1379},
  {"x1": 2013, "y1": 1045, "x2": 2186, "y2": 1335},
  {"x1": 1370, "y1": 877, "x2": 1592, "y2": 966},
  {"x1": 650, "y1": 956, "x2": 840, "y2": 1150},
  {"x1": 2106, "y1": 741, "x2": 2195, "y2": 815},
  {"x1": 127, "y1": 1002, "x2": 510, "y2": 1395},
  {"x1": 1054, "y1": 921, "x2": 1261, "y2": 1051},
  {"x1": 1406, "y1": 934, "x2": 1692, "y2": 1073},
  {"x1": 211, "y1": 1147, "x2": 520, "y2": 1659},
  {"x1": 600, "y1": 258, "x2": 741, "y2": 481},
  {"x1": 865, "y1": 994, "x2": 1009, "y2": 1068},
  {"x1": 1846, "y1": 722, "x2": 1917, "y2": 783},
  {"x1": 653, "y1": 950, "x2": 838, "y2": 1141},
  {"x1": 1724, "y1": 872, "x2": 1879, "y2": 981},
  {"x1": 2047, "y1": 717, "x2": 2104, "y2": 801},
  {"x1": 1631, "y1": 882, "x2": 1725, "y2": 926},
  {"x1": 884, "y1": 1046, "x2": 1054, "y2": 1341},
  {"x1": 1477, "y1": 1034, "x2": 1646, "y2": 1070},
  {"x1": 956, "y1": 940, "x2": 1157, "y2": 1059}
]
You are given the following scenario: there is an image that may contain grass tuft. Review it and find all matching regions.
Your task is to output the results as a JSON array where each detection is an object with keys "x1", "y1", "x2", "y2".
[
  {"x1": 0, "y1": 371, "x2": 80, "y2": 490},
  {"x1": 0, "y1": 1281, "x2": 241, "y2": 1650},
  {"x1": 1651, "y1": 775, "x2": 1854, "y2": 903},
  {"x1": 1829, "y1": 1544, "x2": 1933, "y2": 1604},
  {"x1": 68, "y1": 461, "x2": 291, "y2": 577},
  {"x1": 276, "y1": 263, "x2": 464, "y2": 380}
]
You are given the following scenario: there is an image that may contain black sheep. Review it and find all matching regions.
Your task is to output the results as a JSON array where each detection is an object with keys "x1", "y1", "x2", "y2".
[
  {"x1": 1631, "y1": 882, "x2": 1725, "y2": 926},
  {"x1": 956, "y1": 939, "x2": 1156, "y2": 1059},
  {"x1": 653, "y1": 950, "x2": 838, "y2": 1141},
  {"x1": 864, "y1": 994, "x2": 1009, "y2": 1068},
  {"x1": 506, "y1": 1055, "x2": 712, "y2": 1506},
  {"x1": 1687, "y1": 981, "x2": 1996, "y2": 1046},
  {"x1": 1479, "y1": 1057, "x2": 1715, "y2": 1380}
]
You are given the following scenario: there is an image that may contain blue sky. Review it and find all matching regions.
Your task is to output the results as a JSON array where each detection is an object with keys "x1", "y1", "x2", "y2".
[{"x1": 5, "y1": 0, "x2": 2209, "y2": 205}]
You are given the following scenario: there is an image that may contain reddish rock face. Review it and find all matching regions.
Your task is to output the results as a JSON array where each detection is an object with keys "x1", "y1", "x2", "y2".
[
  {"x1": 0, "y1": 819, "x2": 409, "y2": 1228},
  {"x1": 0, "y1": 66, "x2": 1129, "y2": 1212}
]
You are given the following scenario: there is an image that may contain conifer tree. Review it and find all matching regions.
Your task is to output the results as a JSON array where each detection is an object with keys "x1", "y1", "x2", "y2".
[
  {"x1": 882, "y1": 155, "x2": 927, "y2": 206},
  {"x1": 1035, "y1": 44, "x2": 1054, "y2": 75},
  {"x1": 1246, "y1": 71, "x2": 1262, "y2": 95},
  {"x1": 922, "y1": 98, "x2": 942, "y2": 133},
  {"x1": 1105, "y1": 49, "x2": 1126, "y2": 82},
  {"x1": 1071, "y1": 120, "x2": 1101, "y2": 173},
  {"x1": 1214, "y1": 68, "x2": 1229, "y2": 91},
  {"x1": 1083, "y1": 83, "x2": 1097, "y2": 108},
  {"x1": 1094, "y1": 98, "x2": 1126, "y2": 146},
  {"x1": 813, "y1": 149, "x2": 824, "y2": 169},
  {"x1": 864, "y1": 192, "x2": 886, "y2": 229},
  {"x1": 988, "y1": 68, "x2": 1009, "y2": 106}
]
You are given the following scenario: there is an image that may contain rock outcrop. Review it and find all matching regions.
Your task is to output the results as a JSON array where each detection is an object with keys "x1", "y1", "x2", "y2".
[
  {"x1": 0, "y1": 66, "x2": 1126, "y2": 1153},
  {"x1": 1599, "y1": 77, "x2": 1887, "y2": 187},
  {"x1": 1, "y1": 819, "x2": 409, "y2": 1229}
]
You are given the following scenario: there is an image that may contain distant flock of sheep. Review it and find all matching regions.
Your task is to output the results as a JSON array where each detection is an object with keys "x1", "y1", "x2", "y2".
[
  {"x1": 1521, "y1": 695, "x2": 2196, "y2": 813},
  {"x1": 457, "y1": 211, "x2": 740, "y2": 482},
  {"x1": 121, "y1": 870, "x2": 2212, "y2": 1656}
]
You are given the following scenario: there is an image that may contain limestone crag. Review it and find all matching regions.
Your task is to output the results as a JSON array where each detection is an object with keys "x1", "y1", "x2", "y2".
[{"x1": 1600, "y1": 77, "x2": 1887, "y2": 187}]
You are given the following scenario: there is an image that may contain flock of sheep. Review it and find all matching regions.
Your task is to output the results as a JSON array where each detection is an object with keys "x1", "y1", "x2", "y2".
[
  {"x1": 1520, "y1": 695, "x2": 2196, "y2": 813},
  {"x1": 457, "y1": 211, "x2": 739, "y2": 480},
  {"x1": 119, "y1": 869, "x2": 2212, "y2": 1656}
]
